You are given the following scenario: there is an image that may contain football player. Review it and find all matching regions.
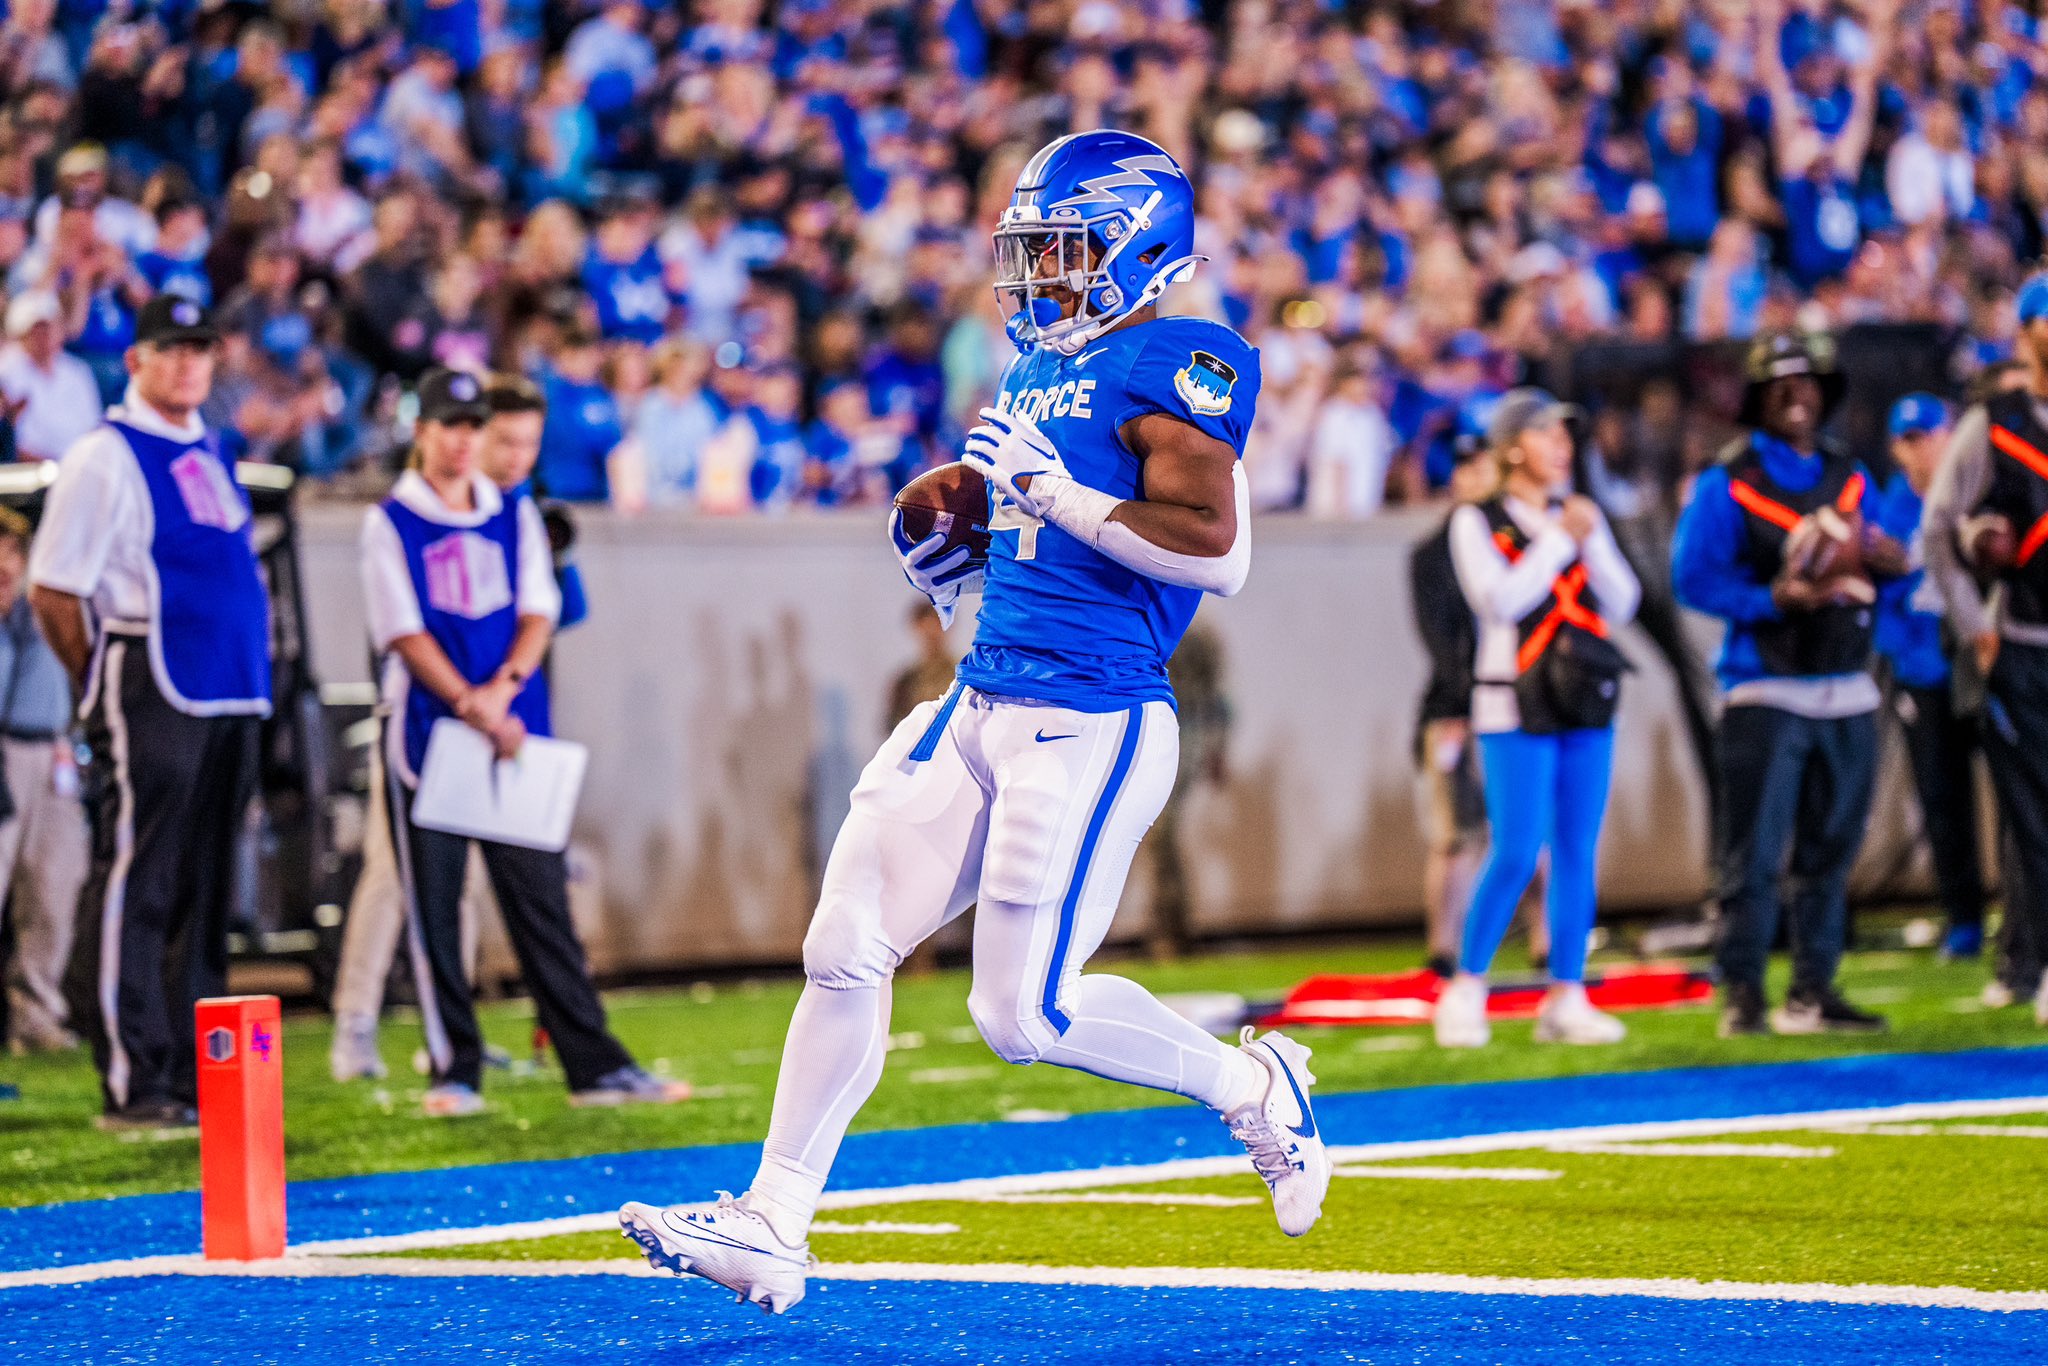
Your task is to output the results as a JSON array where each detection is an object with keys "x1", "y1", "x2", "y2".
[{"x1": 618, "y1": 130, "x2": 1329, "y2": 1312}]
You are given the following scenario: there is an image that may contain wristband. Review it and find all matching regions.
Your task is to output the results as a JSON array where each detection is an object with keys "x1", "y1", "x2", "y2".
[{"x1": 1027, "y1": 473, "x2": 1121, "y2": 546}]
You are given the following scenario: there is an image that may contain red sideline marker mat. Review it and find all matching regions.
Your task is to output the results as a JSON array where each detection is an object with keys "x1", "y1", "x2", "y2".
[{"x1": 1258, "y1": 964, "x2": 1715, "y2": 1028}]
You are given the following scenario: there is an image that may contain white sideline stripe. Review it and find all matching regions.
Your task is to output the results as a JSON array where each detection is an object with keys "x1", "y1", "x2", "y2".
[
  {"x1": 9, "y1": 1255, "x2": 2044, "y2": 1314},
  {"x1": 811, "y1": 1222, "x2": 960, "y2": 1235},
  {"x1": 1550, "y1": 1143, "x2": 1836, "y2": 1158},
  {"x1": 1837, "y1": 1124, "x2": 2048, "y2": 1138},
  {"x1": 967, "y1": 1193, "x2": 1262, "y2": 1207},
  {"x1": 1333, "y1": 1165, "x2": 1562, "y2": 1181},
  {"x1": 9, "y1": 1093, "x2": 2048, "y2": 1291}
]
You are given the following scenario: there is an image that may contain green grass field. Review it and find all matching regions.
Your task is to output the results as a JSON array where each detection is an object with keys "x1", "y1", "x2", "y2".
[
  {"x1": 1, "y1": 932, "x2": 2039, "y2": 1212},
  {"x1": 413, "y1": 1115, "x2": 2048, "y2": 1292}
]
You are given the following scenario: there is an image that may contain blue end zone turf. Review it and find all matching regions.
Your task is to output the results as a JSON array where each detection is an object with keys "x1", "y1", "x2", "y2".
[
  {"x1": 0, "y1": 1274, "x2": 2028, "y2": 1366},
  {"x1": 4, "y1": 1046, "x2": 2047, "y2": 1273}
]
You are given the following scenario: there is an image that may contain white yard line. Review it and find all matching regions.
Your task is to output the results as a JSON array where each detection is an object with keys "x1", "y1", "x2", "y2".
[
  {"x1": 811, "y1": 1221, "x2": 959, "y2": 1235},
  {"x1": 1550, "y1": 1142, "x2": 1836, "y2": 1158},
  {"x1": 9, "y1": 1093, "x2": 2048, "y2": 1292},
  {"x1": 1333, "y1": 1165, "x2": 1561, "y2": 1181},
  {"x1": 1836, "y1": 1123, "x2": 2048, "y2": 1138},
  {"x1": 11, "y1": 1254, "x2": 2043, "y2": 1314}
]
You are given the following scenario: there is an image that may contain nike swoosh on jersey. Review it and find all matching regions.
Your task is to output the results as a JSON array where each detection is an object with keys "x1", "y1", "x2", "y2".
[
  {"x1": 1034, "y1": 729, "x2": 1079, "y2": 743},
  {"x1": 1073, "y1": 348, "x2": 1109, "y2": 367}
]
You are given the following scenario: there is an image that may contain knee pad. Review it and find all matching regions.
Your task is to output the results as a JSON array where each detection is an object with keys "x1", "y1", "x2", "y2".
[
  {"x1": 800, "y1": 893, "x2": 896, "y2": 990},
  {"x1": 965, "y1": 987, "x2": 1052, "y2": 1066}
]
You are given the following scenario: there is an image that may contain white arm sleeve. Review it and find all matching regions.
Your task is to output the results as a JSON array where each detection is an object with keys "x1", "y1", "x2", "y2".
[
  {"x1": 1033, "y1": 465, "x2": 1253, "y2": 597},
  {"x1": 515, "y1": 497, "x2": 562, "y2": 625},
  {"x1": 359, "y1": 506, "x2": 424, "y2": 651},
  {"x1": 1579, "y1": 514, "x2": 1643, "y2": 628}
]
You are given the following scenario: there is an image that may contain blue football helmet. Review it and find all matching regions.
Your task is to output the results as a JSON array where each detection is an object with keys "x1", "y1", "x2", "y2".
[{"x1": 993, "y1": 130, "x2": 1202, "y2": 355}]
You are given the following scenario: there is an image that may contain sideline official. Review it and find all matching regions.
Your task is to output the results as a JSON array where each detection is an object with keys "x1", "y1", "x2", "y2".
[
  {"x1": 359, "y1": 369, "x2": 680, "y2": 1116},
  {"x1": 1673, "y1": 332, "x2": 1901, "y2": 1039},
  {"x1": 28, "y1": 297, "x2": 270, "y2": 1128}
]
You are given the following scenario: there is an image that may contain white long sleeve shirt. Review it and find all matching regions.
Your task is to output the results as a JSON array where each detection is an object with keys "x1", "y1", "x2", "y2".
[{"x1": 1449, "y1": 496, "x2": 1642, "y2": 734}]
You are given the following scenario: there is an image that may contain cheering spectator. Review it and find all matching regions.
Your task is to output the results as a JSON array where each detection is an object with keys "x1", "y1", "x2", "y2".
[{"x1": 0, "y1": 290, "x2": 100, "y2": 462}]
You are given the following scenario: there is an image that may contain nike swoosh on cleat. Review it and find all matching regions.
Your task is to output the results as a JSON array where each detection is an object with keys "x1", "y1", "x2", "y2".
[
  {"x1": 1035, "y1": 729, "x2": 1078, "y2": 743},
  {"x1": 1261, "y1": 1042, "x2": 1318, "y2": 1140}
]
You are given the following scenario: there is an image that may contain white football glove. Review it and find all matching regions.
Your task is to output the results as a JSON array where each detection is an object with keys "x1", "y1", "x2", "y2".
[
  {"x1": 888, "y1": 506, "x2": 982, "y2": 628},
  {"x1": 961, "y1": 406, "x2": 1070, "y2": 518}
]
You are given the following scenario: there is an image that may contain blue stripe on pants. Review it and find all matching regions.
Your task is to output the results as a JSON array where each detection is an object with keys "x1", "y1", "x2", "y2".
[
  {"x1": 1459, "y1": 727, "x2": 1615, "y2": 982},
  {"x1": 1043, "y1": 706, "x2": 1142, "y2": 1033}
]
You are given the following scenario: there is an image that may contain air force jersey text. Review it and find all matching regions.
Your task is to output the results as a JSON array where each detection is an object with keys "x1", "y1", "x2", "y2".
[{"x1": 957, "y1": 316, "x2": 1261, "y2": 711}]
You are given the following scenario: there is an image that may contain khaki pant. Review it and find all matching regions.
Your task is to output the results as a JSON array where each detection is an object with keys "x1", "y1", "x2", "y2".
[
  {"x1": 330, "y1": 746, "x2": 492, "y2": 1021},
  {"x1": 3, "y1": 736, "x2": 91, "y2": 1046}
]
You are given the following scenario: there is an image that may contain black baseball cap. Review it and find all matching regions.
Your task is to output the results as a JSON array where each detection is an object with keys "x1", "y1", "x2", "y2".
[
  {"x1": 417, "y1": 368, "x2": 490, "y2": 425},
  {"x1": 135, "y1": 295, "x2": 218, "y2": 347}
]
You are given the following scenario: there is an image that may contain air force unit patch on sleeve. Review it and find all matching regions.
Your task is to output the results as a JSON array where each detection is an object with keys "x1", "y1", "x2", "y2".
[{"x1": 1174, "y1": 350, "x2": 1237, "y2": 416}]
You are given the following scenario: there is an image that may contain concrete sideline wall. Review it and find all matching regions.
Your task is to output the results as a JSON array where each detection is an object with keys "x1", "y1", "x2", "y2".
[{"x1": 298, "y1": 504, "x2": 1927, "y2": 973}]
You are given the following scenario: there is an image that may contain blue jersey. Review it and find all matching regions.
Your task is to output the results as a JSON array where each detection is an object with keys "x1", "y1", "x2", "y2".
[{"x1": 958, "y1": 316, "x2": 1260, "y2": 712}]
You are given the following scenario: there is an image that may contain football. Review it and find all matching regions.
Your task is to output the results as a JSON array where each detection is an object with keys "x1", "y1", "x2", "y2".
[
  {"x1": 1961, "y1": 512, "x2": 2018, "y2": 577},
  {"x1": 1780, "y1": 508, "x2": 1875, "y2": 605},
  {"x1": 893, "y1": 461, "x2": 993, "y2": 563}
]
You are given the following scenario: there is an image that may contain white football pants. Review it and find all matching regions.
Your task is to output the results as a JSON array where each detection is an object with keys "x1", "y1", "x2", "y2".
[{"x1": 747, "y1": 686, "x2": 1260, "y2": 1236}]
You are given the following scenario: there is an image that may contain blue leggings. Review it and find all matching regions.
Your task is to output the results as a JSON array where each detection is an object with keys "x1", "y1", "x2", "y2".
[{"x1": 1459, "y1": 728, "x2": 1616, "y2": 983}]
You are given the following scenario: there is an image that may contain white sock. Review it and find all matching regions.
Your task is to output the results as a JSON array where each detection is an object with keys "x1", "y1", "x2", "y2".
[
  {"x1": 1035, "y1": 975, "x2": 1267, "y2": 1114},
  {"x1": 745, "y1": 979, "x2": 892, "y2": 1243}
]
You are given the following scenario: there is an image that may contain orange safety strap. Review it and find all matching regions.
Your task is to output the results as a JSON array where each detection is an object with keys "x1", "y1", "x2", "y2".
[
  {"x1": 1727, "y1": 478, "x2": 1803, "y2": 532},
  {"x1": 1987, "y1": 426, "x2": 2048, "y2": 567},
  {"x1": 1490, "y1": 529, "x2": 1609, "y2": 673}
]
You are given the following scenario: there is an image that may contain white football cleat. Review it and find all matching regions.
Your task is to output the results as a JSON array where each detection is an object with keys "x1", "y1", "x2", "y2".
[
  {"x1": 1225, "y1": 1028, "x2": 1331, "y2": 1237},
  {"x1": 1433, "y1": 972, "x2": 1491, "y2": 1048},
  {"x1": 619, "y1": 1194, "x2": 811, "y2": 1314},
  {"x1": 1533, "y1": 983, "x2": 1627, "y2": 1045}
]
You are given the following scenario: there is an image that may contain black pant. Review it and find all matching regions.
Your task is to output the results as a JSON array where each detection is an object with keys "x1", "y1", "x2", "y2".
[
  {"x1": 1981, "y1": 643, "x2": 2048, "y2": 993},
  {"x1": 1714, "y1": 704, "x2": 1877, "y2": 993},
  {"x1": 63, "y1": 634, "x2": 260, "y2": 1111},
  {"x1": 1895, "y1": 683, "x2": 1987, "y2": 933},
  {"x1": 384, "y1": 729, "x2": 630, "y2": 1092}
]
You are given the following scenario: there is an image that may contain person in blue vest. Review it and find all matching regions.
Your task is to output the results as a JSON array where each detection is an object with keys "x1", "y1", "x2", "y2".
[
  {"x1": 1872, "y1": 393, "x2": 1987, "y2": 962},
  {"x1": 358, "y1": 369, "x2": 681, "y2": 1117},
  {"x1": 1673, "y1": 331, "x2": 1908, "y2": 1038},
  {"x1": 25, "y1": 296, "x2": 269, "y2": 1130}
]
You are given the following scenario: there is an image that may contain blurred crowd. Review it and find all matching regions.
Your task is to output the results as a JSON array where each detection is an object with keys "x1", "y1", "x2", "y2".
[{"x1": 0, "y1": 0, "x2": 2037, "y2": 515}]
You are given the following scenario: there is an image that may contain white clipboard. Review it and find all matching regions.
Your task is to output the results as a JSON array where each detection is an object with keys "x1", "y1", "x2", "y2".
[{"x1": 410, "y1": 718, "x2": 588, "y2": 852}]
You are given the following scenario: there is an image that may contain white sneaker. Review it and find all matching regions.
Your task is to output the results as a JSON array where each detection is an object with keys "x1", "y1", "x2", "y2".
[
  {"x1": 421, "y1": 1082, "x2": 486, "y2": 1117},
  {"x1": 329, "y1": 1012, "x2": 386, "y2": 1083},
  {"x1": 1433, "y1": 973, "x2": 1491, "y2": 1048},
  {"x1": 1982, "y1": 979, "x2": 2016, "y2": 1009},
  {"x1": 1225, "y1": 1029, "x2": 1331, "y2": 1238},
  {"x1": 619, "y1": 1194, "x2": 810, "y2": 1314},
  {"x1": 1533, "y1": 984, "x2": 1627, "y2": 1045}
]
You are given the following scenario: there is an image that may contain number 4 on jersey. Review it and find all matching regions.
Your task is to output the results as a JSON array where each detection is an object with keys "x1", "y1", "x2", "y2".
[{"x1": 989, "y1": 495, "x2": 1042, "y2": 561}]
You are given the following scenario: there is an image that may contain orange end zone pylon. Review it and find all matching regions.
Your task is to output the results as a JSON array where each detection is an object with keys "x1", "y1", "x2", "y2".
[{"x1": 196, "y1": 994, "x2": 286, "y2": 1260}]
